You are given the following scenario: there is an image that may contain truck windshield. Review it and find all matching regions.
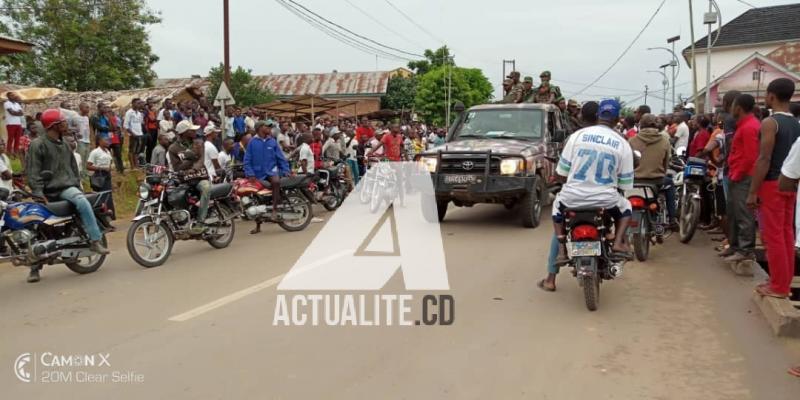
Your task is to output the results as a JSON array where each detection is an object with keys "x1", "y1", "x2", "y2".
[{"x1": 454, "y1": 109, "x2": 543, "y2": 140}]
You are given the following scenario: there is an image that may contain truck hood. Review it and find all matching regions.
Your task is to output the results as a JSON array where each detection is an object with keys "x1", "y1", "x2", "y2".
[{"x1": 424, "y1": 138, "x2": 537, "y2": 155}]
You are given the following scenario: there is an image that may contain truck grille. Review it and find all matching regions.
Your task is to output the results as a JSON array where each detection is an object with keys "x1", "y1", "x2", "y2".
[{"x1": 439, "y1": 157, "x2": 501, "y2": 174}]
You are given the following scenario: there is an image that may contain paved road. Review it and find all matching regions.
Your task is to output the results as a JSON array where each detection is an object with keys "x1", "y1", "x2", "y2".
[{"x1": 1, "y1": 204, "x2": 799, "y2": 399}]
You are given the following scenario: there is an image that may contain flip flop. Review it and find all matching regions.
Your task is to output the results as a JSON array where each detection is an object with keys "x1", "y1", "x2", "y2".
[
  {"x1": 537, "y1": 279, "x2": 556, "y2": 292},
  {"x1": 789, "y1": 366, "x2": 800, "y2": 378},
  {"x1": 754, "y1": 285, "x2": 790, "y2": 299}
]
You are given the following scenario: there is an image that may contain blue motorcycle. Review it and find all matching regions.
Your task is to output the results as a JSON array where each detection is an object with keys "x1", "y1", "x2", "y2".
[{"x1": 0, "y1": 187, "x2": 112, "y2": 276}]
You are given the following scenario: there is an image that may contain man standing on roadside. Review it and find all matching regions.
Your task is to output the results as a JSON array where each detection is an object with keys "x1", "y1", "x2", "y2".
[
  {"x1": 723, "y1": 94, "x2": 760, "y2": 263},
  {"x1": 747, "y1": 79, "x2": 800, "y2": 298},
  {"x1": 71, "y1": 102, "x2": 92, "y2": 174},
  {"x1": 3, "y1": 91, "x2": 24, "y2": 154},
  {"x1": 124, "y1": 98, "x2": 145, "y2": 169},
  {"x1": 672, "y1": 111, "x2": 691, "y2": 151}
]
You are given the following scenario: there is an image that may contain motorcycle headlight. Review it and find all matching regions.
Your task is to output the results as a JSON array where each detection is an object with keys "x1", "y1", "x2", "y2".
[
  {"x1": 500, "y1": 159, "x2": 522, "y2": 175},
  {"x1": 138, "y1": 183, "x2": 151, "y2": 200},
  {"x1": 420, "y1": 157, "x2": 438, "y2": 173}
]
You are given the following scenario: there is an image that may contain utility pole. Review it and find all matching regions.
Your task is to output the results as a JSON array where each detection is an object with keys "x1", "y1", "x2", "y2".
[
  {"x1": 445, "y1": 55, "x2": 453, "y2": 130},
  {"x1": 502, "y1": 59, "x2": 516, "y2": 86},
  {"x1": 689, "y1": 0, "x2": 698, "y2": 108},
  {"x1": 667, "y1": 35, "x2": 680, "y2": 111},
  {"x1": 755, "y1": 63, "x2": 766, "y2": 106},
  {"x1": 703, "y1": 0, "x2": 719, "y2": 113},
  {"x1": 223, "y1": 0, "x2": 231, "y2": 86},
  {"x1": 645, "y1": 85, "x2": 649, "y2": 105}
]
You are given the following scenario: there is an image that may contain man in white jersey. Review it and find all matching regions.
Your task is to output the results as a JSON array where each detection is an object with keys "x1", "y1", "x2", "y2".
[{"x1": 553, "y1": 98, "x2": 634, "y2": 259}]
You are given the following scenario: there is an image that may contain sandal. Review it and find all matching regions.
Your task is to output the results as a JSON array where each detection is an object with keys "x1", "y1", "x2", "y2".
[
  {"x1": 755, "y1": 285, "x2": 790, "y2": 299},
  {"x1": 537, "y1": 279, "x2": 556, "y2": 292},
  {"x1": 789, "y1": 366, "x2": 800, "y2": 378}
]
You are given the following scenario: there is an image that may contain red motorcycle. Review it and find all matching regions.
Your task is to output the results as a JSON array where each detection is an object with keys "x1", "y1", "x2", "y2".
[{"x1": 232, "y1": 174, "x2": 315, "y2": 233}]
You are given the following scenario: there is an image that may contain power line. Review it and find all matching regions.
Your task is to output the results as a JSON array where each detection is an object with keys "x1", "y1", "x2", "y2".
[
  {"x1": 734, "y1": 0, "x2": 757, "y2": 8},
  {"x1": 383, "y1": 0, "x2": 445, "y2": 44},
  {"x1": 343, "y1": 0, "x2": 428, "y2": 49},
  {"x1": 571, "y1": 0, "x2": 667, "y2": 97},
  {"x1": 284, "y1": 0, "x2": 423, "y2": 58},
  {"x1": 275, "y1": 0, "x2": 412, "y2": 61}
]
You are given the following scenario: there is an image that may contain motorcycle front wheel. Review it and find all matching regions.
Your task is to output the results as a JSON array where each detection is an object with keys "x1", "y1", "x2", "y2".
[
  {"x1": 126, "y1": 217, "x2": 174, "y2": 268},
  {"x1": 678, "y1": 191, "x2": 701, "y2": 244},
  {"x1": 65, "y1": 235, "x2": 108, "y2": 274}
]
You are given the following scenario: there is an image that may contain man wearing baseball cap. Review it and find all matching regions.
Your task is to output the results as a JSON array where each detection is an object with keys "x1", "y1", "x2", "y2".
[
  {"x1": 168, "y1": 119, "x2": 211, "y2": 234},
  {"x1": 203, "y1": 123, "x2": 223, "y2": 180},
  {"x1": 26, "y1": 109, "x2": 110, "y2": 282},
  {"x1": 551, "y1": 99, "x2": 634, "y2": 260}
]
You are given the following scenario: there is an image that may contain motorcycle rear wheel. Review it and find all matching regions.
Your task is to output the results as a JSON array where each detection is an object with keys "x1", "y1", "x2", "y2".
[
  {"x1": 206, "y1": 207, "x2": 236, "y2": 249},
  {"x1": 632, "y1": 217, "x2": 650, "y2": 262},
  {"x1": 322, "y1": 184, "x2": 343, "y2": 211},
  {"x1": 581, "y1": 274, "x2": 600, "y2": 312},
  {"x1": 65, "y1": 235, "x2": 108, "y2": 274},
  {"x1": 278, "y1": 193, "x2": 313, "y2": 232}
]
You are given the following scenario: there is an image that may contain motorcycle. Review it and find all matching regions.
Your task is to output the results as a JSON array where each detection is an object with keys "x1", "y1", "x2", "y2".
[
  {"x1": 127, "y1": 165, "x2": 238, "y2": 268},
  {"x1": 0, "y1": 184, "x2": 112, "y2": 276},
  {"x1": 627, "y1": 181, "x2": 672, "y2": 262},
  {"x1": 562, "y1": 207, "x2": 626, "y2": 311},
  {"x1": 358, "y1": 157, "x2": 382, "y2": 204},
  {"x1": 367, "y1": 160, "x2": 400, "y2": 213},
  {"x1": 311, "y1": 159, "x2": 347, "y2": 211},
  {"x1": 673, "y1": 148, "x2": 706, "y2": 244},
  {"x1": 232, "y1": 174, "x2": 315, "y2": 232}
]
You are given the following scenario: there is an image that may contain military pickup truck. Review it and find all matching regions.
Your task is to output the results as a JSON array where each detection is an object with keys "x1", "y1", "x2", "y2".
[{"x1": 419, "y1": 102, "x2": 571, "y2": 227}]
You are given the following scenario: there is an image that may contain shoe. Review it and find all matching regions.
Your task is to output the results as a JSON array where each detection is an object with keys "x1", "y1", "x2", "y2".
[
  {"x1": 89, "y1": 240, "x2": 110, "y2": 255},
  {"x1": 724, "y1": 252, "x2": 753, "y2": 263},
  {"x1": 27, "y1": 268, "x2": 40, "y2": 283},
  {"x1": 718, "y1": 247, "x2": 736, "y2": 257},
  {"x1": 189, "y1": 224, "x2": 207, "y2": 235}
]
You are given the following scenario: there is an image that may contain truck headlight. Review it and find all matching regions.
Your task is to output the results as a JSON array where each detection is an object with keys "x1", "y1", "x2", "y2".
[
  {"x1": 500, "y1": 159, "x2": 522, "y2": 175},
  {"x1": 138, "y1": 183, "x2": 151, "y2": 200},
  {"x1": 421, "y1": 157, "x2": 438, "y2": 173}
]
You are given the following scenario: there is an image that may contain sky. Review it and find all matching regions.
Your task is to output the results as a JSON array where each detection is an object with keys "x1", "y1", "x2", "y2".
[{"x1": 145, "y1": 0, "x2": 796, "y2": 109}]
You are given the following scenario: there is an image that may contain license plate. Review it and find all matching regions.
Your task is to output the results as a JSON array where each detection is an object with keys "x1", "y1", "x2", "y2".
[
  {"x1": 568, "y1": 241, "x2": 602, "y2": 257},
  {"x1": 443, "y1": 175, "x2": 477, "y2": 185}
]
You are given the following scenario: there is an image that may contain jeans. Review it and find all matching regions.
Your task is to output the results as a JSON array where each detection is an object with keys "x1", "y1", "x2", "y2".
[
  {"x1": 547, "y1": 234, "x2": 560, "y2": 274},
  {"x1": 727, "y1": 177, "x2": 756, "y2": 254},
  {"x1": 346, "y1": 159, "x2": 360, "y2": 185},
  {"x1": 59, "y1": 186, "x2": 102, "y2": 241},
  {"x1": 663, "y1": 175, "x2": 676, "y2": 220},
  {"x1": 195, "y1": 180, "x2": 211, "y2": 223},
  {"x1": 758, "y1": 180, "x2": 796, "y2": 294}
]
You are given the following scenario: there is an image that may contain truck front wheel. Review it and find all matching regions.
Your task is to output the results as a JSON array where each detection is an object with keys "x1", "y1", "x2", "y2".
[
  {"x1": 422, "y1": 197, "x2": 449, "y2": 223},
  {"x1": 521, "y1": 179, "x2": 544, "y2": 228}
]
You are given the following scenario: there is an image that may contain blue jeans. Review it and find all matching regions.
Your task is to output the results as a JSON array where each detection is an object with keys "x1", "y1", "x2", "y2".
[
  {"x1": 59, "y1": 187, "x2": 102, "y2": 241},
  {"x1": 547, "y1": 234, "x2": 560, "y2": 274}
]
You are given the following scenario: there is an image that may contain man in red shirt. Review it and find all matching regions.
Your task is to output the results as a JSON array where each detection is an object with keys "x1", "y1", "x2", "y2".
[
  {"x1": 723, "y1": 94, "x2": 759, "y2": 262},
  {"x1": 310, "y1": 127, "x2": 323, "y2": 170},
  {"x1": 372, "y1": 123, "x2": 404, "y2": 161},
  {"x1": 688, "y1": 114, "x2": 711, "y2": 157},
  {"x1": 355, "y1": 117, "x2": 375, "y2": 142}
]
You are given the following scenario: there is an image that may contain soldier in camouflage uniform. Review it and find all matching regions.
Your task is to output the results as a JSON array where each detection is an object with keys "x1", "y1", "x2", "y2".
[
  {"x1": 533, "y1": 70, "x2": 563, "y2": 104},
  {"x1": 504, "y1": 71, "x2": 523, "y2": 103},
  {"x1": 500, "y1": 78, "x2": 516, "y2": 103},
  {"x1": 521, "y1": 76, "x2": 535, "y2": 103},
  {"x1": 567, "y1": 99, "x2": 581, "y2": 130},
  {"x1": 555, "y1": 97, "x2": 572, "y2": 132}
]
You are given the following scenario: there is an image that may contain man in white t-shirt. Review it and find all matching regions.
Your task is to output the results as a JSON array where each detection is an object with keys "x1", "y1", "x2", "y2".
[
  {"x1": 779, "y1": 136, "x2": 800, "y2": 247},
  {"x1": 297, "y1": 133, "x2": 315, "y2": 174},
  {"x1": 203, "y1": 124, "x2": 222, "y2": 180},
  {"x1": 70, "y1": 102, "x2": 92, "y2": 173},
  {"x1": 219, "y1": 138, "x2": 233, "y2": 169},
  {"x1": 0, "y1": 139, "x2": 14, "y2": 193},
  {"x1": 673, "y1": 112, "x2": 691, "y2": 151},
  {"x1": 124, "y1": 98, "x2": 145, "y2": 168},
  {"x1": 3, "y1": 91, "x2": 24, "y2": 154},
  {"x1": 553, "y1": 99, "x2": 634, "y2": 257}
]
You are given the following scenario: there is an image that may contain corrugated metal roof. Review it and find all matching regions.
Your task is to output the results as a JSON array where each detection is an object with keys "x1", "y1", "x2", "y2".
[{"x1": 256, "y1": 70, "x2": 395, "y2": 97}]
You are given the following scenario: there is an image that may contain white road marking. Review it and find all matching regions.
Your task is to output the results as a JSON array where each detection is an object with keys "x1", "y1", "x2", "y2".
[{"x1": 168, "y1": 274, "x2": 285, "y2": 322}]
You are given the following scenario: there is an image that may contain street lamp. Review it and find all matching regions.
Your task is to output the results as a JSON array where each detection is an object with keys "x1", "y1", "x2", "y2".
[
  {"x1": 647, "y1": 43, "x2": 680, "y2": 110},
  {"x1": 703, "y1": 0, "x2": 721, "y2": 113},
  {"x1": 648, "y1": 68, "x2": 669, "y2": 114}
]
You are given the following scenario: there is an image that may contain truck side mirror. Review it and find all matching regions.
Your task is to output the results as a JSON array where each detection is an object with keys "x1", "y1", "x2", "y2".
[{"x1": 552, "y1": 129, "x2": 567, "y2": 143}]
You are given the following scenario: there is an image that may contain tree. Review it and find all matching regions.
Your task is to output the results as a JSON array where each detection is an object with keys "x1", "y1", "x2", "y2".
[
  {"x1": 381, "y1": 75, "x2": 416, "y2": 111},
  {"x1": 415, "y1": 66, "x2": 493, "y2": 126},
  {"x1": 407, "y1": 46, "x2": 452, "y2": 76},
  {"x1": 0, "y1": 0, "x2": 161, "y2": 91},
  {"x1": 207, "y1": 64, "x2": 275, "y2": 107}
]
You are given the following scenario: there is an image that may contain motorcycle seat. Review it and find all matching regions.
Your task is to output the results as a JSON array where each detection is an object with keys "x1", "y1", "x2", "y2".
[
  {"x1": 687, "y1": 157, "x2": 707, "y2": 166},
  {"x1": 633, "y1": 180, "x2": 662, "y2": 195},
  {"x1": 209, "y1": 182, "x2": 232, "y2": 200},
  {"x1": 45, "y1": 193, "x2": 103, "y2": 217},
  {"x1": 262, "y1": 175, "x2": 311, "y2": 189}
]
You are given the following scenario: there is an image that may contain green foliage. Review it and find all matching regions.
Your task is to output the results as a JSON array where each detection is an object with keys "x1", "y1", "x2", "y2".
[
  {"x1": 0, "y1": 0, "x2": 161, "y2": 91},
  {"x1": 381, "y1": 75, "x2": 416, "y2": 110},
  {"x1": 415, "y1": 66, "x2": 493, "y2": 126},
  {"x1": 207, "y1": 64, "x2": 275, "y2": 107},
  {"x1": 407, "y1": 46, "x2": 452, "y2": 76}
]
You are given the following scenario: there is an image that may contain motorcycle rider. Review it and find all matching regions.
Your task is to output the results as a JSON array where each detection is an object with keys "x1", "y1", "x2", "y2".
[
  {"x1": 26, "y1": 109, "x2": 110, "y2": 283},
  {"x1": 244, "y1": 120, "x2": 290, "y2": 234},
  {"x1": 167, "y1": 120, "x2": 211, "y2": 235},
  {"x1": 628, "y1": 113, "x2": 677, "y2": 226},
  {"x1": 550, "y1": 98, "x2": 634, "y2": 265}
]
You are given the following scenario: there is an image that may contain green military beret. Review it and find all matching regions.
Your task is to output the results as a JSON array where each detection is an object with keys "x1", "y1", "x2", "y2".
[{"x1": 540, "y1": 70, "x2": 551, "y2": 78}]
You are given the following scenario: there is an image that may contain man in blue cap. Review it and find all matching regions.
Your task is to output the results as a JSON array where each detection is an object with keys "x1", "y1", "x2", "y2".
[{"x1": 547, "y1": 99, "x2": 635, "y2": 274}]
